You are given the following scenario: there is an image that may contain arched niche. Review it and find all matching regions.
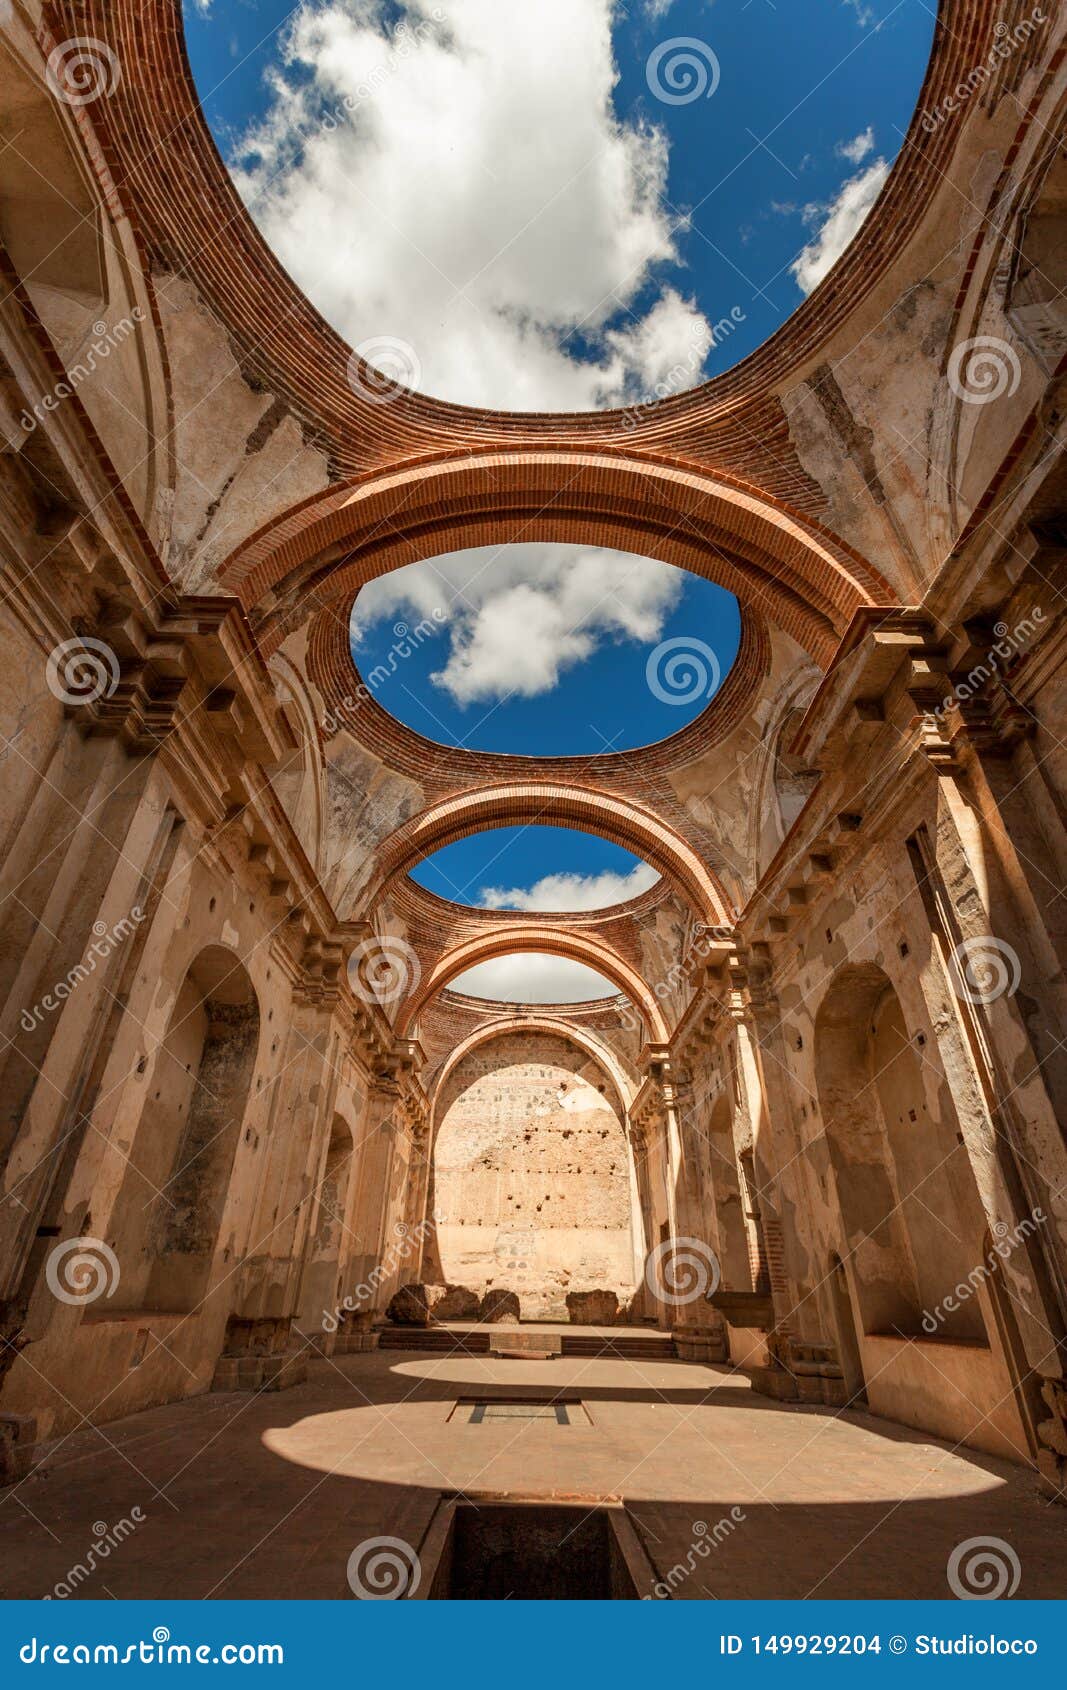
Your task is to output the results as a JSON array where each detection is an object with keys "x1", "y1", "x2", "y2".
[
  {"x1": 108, "y1": 946, "x2": 261, "y2": 1314},
  {"x1": 814, "y1": 964, "x2": 985, "y2": 1343},
  {"x1": 0, "y1": 35, "x2": 106, "y2": 343}
]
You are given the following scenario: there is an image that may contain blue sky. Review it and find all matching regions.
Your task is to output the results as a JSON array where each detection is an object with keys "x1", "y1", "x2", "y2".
[
  {"x1": 184, "y1": 0, "x2": 935, "y2": 405},
  {"x1": 350, "y1": 545, "x2": 741, "y2": 756},
  {"x1": 183, "y1": 0, "x2": 933, "y2": 988},
  {"x1": 411, "y1": 827, "x2": 654, "y2": 906}
]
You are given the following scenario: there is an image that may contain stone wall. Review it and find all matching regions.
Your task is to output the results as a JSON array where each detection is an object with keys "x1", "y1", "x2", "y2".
[{"x1": 430, "y1": 1033, "x2": 636, "y2": 1319}]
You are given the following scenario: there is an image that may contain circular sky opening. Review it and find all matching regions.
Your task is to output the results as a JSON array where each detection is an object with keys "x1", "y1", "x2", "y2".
[
  {"x1": 350, "y1": 542, "x2": 741, "y2": 755},
  {"x1": 185, "y1": 0, "x2": 935, "y2": 411}
]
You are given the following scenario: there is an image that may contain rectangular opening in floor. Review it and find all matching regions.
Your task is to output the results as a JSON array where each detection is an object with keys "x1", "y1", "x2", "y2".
[
  {"x1": 417, "y1": 1501, "x2": 656, "y2": 1600},
  {"x1": 473, "y1": 1401, "x2": 568, "y2": 1423},
  {"x1": 448, "y1": 1396, "x2": 590, "y2": 1424}
]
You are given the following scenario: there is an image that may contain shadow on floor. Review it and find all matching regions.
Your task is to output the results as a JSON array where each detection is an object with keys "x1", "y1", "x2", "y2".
[{"x1": 0, "y1": 1352, "x2": 1062, "y2": 1601}]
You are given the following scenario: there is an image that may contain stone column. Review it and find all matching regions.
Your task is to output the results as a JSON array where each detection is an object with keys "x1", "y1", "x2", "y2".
[
  {"x1": 906, "y1": 708, "x2": 1067, "y2": 1488},
  {"x1": 740, "y1": 954, "x2": 842, "y2": 1399}
]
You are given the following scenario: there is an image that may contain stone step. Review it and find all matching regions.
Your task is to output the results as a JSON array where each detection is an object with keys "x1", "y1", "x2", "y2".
[
  {"x1": 377, "y1": 1327, "x2": 491, "y2": 1354},
  {"x1": 375, "y1": 1326, "x2": 677, "y2": 1360},
  {"x1": 561, "y1": 1336, "x2": 676, "y2": 1360}
]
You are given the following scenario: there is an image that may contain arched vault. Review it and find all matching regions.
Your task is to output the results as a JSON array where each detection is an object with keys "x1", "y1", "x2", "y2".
[{"x1": 397, "y1": 926, "x2": 669, "y2": 1044}]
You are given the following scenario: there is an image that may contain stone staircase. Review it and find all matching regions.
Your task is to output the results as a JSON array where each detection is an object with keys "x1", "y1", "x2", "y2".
[{"x1": 376, "y1": 1323, "x2": 677, "y2": 1361}]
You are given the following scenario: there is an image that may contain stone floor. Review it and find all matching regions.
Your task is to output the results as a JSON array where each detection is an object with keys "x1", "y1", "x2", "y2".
[{"x1": 1, "y1": 1339, "x2": 1063, "y2": 1600}]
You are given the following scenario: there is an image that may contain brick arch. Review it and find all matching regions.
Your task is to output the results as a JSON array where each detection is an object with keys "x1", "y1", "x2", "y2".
[
  {"x1": 370, "y1": 784, "x2": 734, "y2": 924},
  {"x1": 224, "y1": 453, "x2": 896, "y2": 663},
  {"x1": 430, "y1": 1017, "x2": 636, "y2": 1132},
  {"x1": 397, "y1": 927, "x2": 669, "y2": 1044}
]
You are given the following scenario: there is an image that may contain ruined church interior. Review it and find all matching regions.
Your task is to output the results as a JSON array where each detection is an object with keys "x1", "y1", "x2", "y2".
[{"x1": 0, "y1": 0, "x2": 1066, "y2": 1605}]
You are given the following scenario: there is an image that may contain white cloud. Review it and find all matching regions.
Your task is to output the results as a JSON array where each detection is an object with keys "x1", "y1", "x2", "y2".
[
  {"x1": 842, "y1": 0, "x2": 876, "y2": 24},
  {"x1": 352, "y1": 541, "x2": 686, "y2": 706},
  {"x1": 480, "y1": 861, "x2": 660, "y2": 912},
  {"x1": 231, "y1": 0, "x2": 714, "y2": 410},
  {"x1": 790, "y1": 157, "x2": 889, "y2": 295},
  {"x1": 450, "y1": 952, "x2": 620, "y2": 1002},
  {"x1": 836, "y1": 126, "x2": 874, "y2": 165}
]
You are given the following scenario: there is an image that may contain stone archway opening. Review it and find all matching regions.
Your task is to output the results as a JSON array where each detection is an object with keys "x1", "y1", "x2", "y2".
[{"x1": 425, "y1": 1029, "x2": 640, "y2": 1322}]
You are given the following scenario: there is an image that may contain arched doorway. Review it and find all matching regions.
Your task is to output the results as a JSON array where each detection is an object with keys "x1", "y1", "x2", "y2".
[{"x1": 813, "y1": 964, "x2": 984, "y2": 1342}]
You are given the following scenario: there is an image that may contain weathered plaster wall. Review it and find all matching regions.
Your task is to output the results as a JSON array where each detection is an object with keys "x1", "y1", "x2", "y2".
[{"x1": 431, "y1": 1032, "x2": 636, "y2": 1318}]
